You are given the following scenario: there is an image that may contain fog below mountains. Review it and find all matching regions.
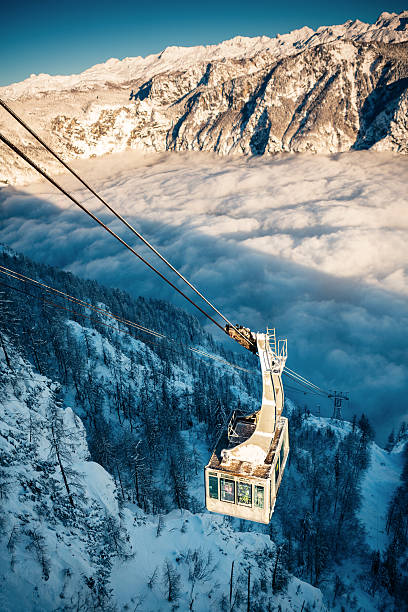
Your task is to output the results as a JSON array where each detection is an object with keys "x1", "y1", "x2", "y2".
[{"x1": 1, "y1": 150, "x2": 407, "y2": 441}]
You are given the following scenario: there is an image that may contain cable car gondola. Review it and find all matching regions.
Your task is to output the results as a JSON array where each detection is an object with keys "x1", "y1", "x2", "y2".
[
  {"x1": 2, "y1": 101, "x2": 343, "y2": 525},
  {"x1": 205, "y1": 328, "x2": 289, "y2": 524}
]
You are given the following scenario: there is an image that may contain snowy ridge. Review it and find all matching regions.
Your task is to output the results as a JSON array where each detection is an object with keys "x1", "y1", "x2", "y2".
[
  {"x1": 1, "y1": 12, "x2": 408, "y2": 185},
  {"x1": 359, "y1": 442, "x2": 405, "y2": 552},
  {"x1": 294, "y1": 407, "x2": 406, "y2": 554},
  {"x1": 2, "y1": 12, "x2": 408, "y2": 99},
  {"x1": 112, "y1": 509, "x2": 325, "y2": 611}
]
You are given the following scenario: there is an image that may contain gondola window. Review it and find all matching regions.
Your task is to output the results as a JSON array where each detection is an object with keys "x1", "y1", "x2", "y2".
[
  {"x1": 280, "y1": 440, "x2": 285, "y2": 466},
  {"x1": 237, "y1": 481, "x2": 252, "y2": 506},
  {"x1": 254, "y1": 485, "x2": 264, "y2": 508},
  {"x1": 220, "y1": 478, "x2": 235, "y2": 503},
  {"x1": 208, "y1": 475, "x2": 219, "y2": 499}
]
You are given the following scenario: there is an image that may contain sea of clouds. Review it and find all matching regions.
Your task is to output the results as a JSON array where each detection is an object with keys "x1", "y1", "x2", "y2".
[{"x1": 1, "y1": 150, "x2": 407, "y2": 442}]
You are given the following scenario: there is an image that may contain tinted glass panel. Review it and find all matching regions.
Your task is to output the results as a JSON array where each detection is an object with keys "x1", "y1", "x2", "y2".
[
  {"x1": 254, "y1": 485, "x2": 264, "y2": 508},
  {"x1": 220, "y1": 478, "x2": 235, "y2": 503},
  {"x1": 208, "y1": 476, "x2": 219, "y2": 499},
  {"x1": 237, "y1": 482, "x2": 252, "y2": 506},
  {"x1": 280, "y1": 441, "x2": 285, "y2": 467},
  {"x1": 275, "y1": 456, "x2": 280, "y2": 479}
]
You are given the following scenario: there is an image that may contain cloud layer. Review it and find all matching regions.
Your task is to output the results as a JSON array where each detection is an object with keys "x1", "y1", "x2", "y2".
[{"x1": 1, "y1": 150, "x2": 407, "y2": 441}]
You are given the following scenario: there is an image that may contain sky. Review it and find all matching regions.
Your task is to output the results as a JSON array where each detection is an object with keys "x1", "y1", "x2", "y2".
[
  {"x1": 1, "y1": 150, "x2": 407, "y2": 443},
  {"x1": 1, "y1": 0, "x2": 407, "y2": 87}
]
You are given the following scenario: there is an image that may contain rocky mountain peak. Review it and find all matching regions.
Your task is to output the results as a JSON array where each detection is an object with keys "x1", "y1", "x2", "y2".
[{"x1": 1, "y1": 13, "x2": 408, "y2": 185}]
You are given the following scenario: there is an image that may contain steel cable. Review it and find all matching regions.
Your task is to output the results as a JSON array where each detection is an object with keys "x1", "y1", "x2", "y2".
[
  {"x1": 284, "y1": 365, "x2": 327, "y2": 393},
  {"x1": 0, "y1": 261, "x2": 335, "y2": 390},
  {"x1": 283, "y1": 369, "x2": 330, "y2": 398},
  {"x1": 0, "y1": 275, "x2": 252, "y2": 374},
  {"x1": 0, "y1": 131, "x2": 233, "y2": 337},
  {"x1": 0, "y1": 99, "x2": 255, "y2": 351}
]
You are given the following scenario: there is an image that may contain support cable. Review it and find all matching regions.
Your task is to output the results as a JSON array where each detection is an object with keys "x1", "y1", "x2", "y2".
[
  {"x1": 0, "y1": 106, "x2": 347, "y2": 389},
  {"x1": 0, "y1": 264, "x2": 166, "y2": 339},
  {"x1": 283, "y1": 381, "x2": 328, "y2": 398},
  {"x1": 284, "y1": 366, "x2": 327, "y2": 394},
  {"x1": 0, "y1": 99, "x2": 255, "y2": 350},
  {"x1": 283, "y1": 369, "x2": 329, "y2": 398},
  {"x1": 284, "y1": 369, "x2": 326, "y2": 393},
  {"x1": 0, "y1": 264, "x2": 251, "y2": 372},
  {"x1": 0, "y1": 260, "x2": 334, "y2": 390},
  {"x1": 0, "y1": 276, "x2": 252, "y2": 374},
  {"x1": 0, "y1": 258, "x2": 336, "y2": 395},
  {"x1": 0, "y1": 131, "x2": 232, "y2": 336}
]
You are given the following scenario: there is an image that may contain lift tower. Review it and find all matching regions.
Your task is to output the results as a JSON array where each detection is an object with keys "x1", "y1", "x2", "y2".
[{"x1": 330, "y1": 391, "x2": 349, "y2": 420}]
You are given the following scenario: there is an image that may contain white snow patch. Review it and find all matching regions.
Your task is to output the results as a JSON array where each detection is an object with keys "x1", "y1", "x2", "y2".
[
  {"x1": 111, "y1": 510, "x2": 326, "y2": 612},
  {"x1": 225, "y1": 443, "x2": 267, "y2": 464},
  {"x1": 359, "y1": 442, "x2": 405, "y2": 551}
]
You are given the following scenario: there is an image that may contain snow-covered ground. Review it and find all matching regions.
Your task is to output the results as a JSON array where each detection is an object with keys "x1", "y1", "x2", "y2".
[
  {"x1": 0, "y1": 340, "x2": 326, "y2": 611},
  {"x1": 359, "y1": 442, "x2": 405, "y2": 552},
  {"x1": 287, "y1": 400, "x2": 406, "y2": 557},
  {"x1": 112, "y1": 509, "x2": 326, "y2": 612},
  {"x1": 0, "y1": 348, "x2": 122, "y2": 611}
]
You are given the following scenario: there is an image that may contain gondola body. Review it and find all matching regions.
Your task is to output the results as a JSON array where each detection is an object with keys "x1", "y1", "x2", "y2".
[{"x1": 205, "y1": 329, "x2": 289, "y2": 524}]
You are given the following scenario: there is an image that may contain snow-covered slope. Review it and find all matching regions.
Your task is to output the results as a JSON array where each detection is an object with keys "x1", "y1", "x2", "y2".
[
  {"x1": 292, "y1": 409, "x2": 406, "y2": 555},
  {"x1": 0, "y1": 349, "x2": 123, "y2": 611},
  {"x1": 0, "y1": 334, "x2": 380, "y2": 612},
  {"x1": 1, "y1": 246, "x2": 407, "y2": 609},
  {"x1": 359, "y1": 442, "x2": 405, "y2": 552},
  {"x1": 0, "y1": 326, "x2": 325, "y2": 610},
  {"x1": 112, "y1": 509, "x2": 325, "y2": 611},
  {"x1": 2, "y1": 11, "x2": 408, "y2": 185}
]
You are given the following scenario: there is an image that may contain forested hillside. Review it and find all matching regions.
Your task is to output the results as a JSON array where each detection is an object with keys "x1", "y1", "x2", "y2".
[
  {"x1": 0, "y1": 245, "x2": 406, "y2": 610},
  {"x1": 0, "y1": 247, "x2": 259, "y2": 514},
  {"x1": 375, "y1": 442, "x2": 408, "y2": 607}
]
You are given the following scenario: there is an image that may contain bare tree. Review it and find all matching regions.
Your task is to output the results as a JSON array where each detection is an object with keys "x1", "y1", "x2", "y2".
[
  {"x1": 47, "y1": 393, "x2": 75, "y2": 508},
  {"x1": 0, "y1": 290, "x2": 19, "y2": 369},
  {"x1": 162, "y1": 559, "x2": 181, "y2": 602},
  {"x1": 147, "y1": 566, "x2": 159, "y2": 590},
  {"x1": 25, "y1": 528, "x2": 50, "y2": 580},
  {"x1": 156, "y1": 514, "x2": 165, "y2": 537}
]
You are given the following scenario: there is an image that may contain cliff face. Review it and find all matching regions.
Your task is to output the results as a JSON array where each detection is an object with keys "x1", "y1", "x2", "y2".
[
  {"x1": 130, "y1": 40, "x2": 408, "y2": 156},
  {"x1": 50, "y1": 40, "x2": 408, "y2": 157},
  {"x1": 1, "y1": 12, "x2": 408, "y2": 184}
]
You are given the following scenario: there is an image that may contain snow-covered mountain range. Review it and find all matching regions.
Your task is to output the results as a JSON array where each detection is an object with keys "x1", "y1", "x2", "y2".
[{"x1": 1, "y1": 11, "x2": 408, "y2": 184}]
